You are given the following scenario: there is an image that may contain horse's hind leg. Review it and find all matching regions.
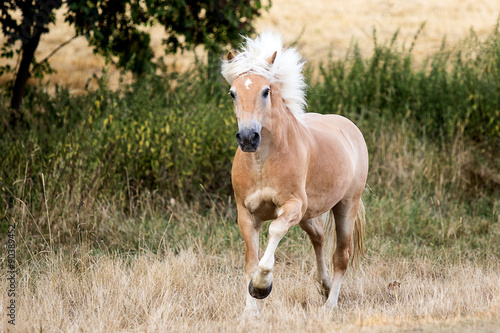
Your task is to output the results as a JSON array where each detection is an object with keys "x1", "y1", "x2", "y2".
[
  {"x1": 299, "y1": 218, "x2": 332, "y2": 298},
  {"x1": 325, "y1": 199, "x2": 359, "y2": 309}
]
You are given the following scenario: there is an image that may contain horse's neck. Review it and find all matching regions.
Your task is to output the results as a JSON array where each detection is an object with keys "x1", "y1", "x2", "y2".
[{"x1": 258, "y1": 104, "x2": 305, "y2": 163}]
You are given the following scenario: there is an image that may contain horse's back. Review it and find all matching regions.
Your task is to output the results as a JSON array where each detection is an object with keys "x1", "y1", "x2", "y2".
[{"x1": 300, "y1": 113, "x2": 368, "y2": 171}]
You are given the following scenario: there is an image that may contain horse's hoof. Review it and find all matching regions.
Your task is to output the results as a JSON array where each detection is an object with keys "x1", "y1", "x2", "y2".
[
  {"x1": 319, "y1": 281, "x2": 331, "y2": 299},
  {"x1": 324, "y1": 300, "x2": 339, "y2": 311},
  {"x1": 319, "y1": 286, "x2": 330, "y2": 299},
  {"x1": 248, "y1": 279, "x2": 273, "y2": 299}
]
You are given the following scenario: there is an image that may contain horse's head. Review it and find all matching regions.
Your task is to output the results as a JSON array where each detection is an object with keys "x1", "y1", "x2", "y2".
[{"x1": 227, "y1": 51, "x2": 277, "y2": 152}]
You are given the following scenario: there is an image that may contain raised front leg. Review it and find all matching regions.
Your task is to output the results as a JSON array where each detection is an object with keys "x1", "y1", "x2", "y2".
[
  {"x1": 237, "y1": 206, "x2": 261, "y2": 316},
  {"x1": 249, "y1": 199, "x2": 303, "y2": 299}
]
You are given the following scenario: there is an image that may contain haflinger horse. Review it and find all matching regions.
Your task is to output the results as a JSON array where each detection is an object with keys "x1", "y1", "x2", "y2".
[{"x1": 221, "y1": 32, "x2": 368, "y2": 316}]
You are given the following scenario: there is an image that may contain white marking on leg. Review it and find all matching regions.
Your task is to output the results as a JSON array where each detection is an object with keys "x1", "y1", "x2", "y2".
[
  {"x1": 316, "y1": 255, "x2": 331, "y2": 292},
  {"x1": 252, "y1": 236, "x2": 280, "y2": 288},
  {"x1": 325, "y1": 272, "x2": 344, "y2": 309},
  {"x1": 245, "y1": 78, "x2": 253, "y2": 89},
  {"x1": 243, "y1": 275, "x2": 259, "y2": 315},
  {"x1": 252, "y1": 214, "x2": 292, "y2": 289},
  {"x1": 276, "y1": 207, "x2": 284, "y2": 217},
  {"x1": 252, "y1": 202, "x2": 301, "y2": 294}
]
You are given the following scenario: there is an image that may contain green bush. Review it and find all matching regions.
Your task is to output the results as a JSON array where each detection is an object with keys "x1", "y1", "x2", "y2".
[
  {"x1": 309, "y1": 26, "x2": 500, "y2": 144},
  {"x1": 0, "y1": 67, "x2": 237, "y2": 218},
  {"x1": 1, "y1": 27, "x2": 499, "y2": 222}
]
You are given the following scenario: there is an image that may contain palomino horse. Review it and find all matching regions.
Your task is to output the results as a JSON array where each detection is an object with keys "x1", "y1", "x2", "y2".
[{"x1": 221, "y1": 32, "x2": 368, "y2": 315}]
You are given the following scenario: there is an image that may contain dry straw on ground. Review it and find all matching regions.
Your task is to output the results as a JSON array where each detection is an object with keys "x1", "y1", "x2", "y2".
[{"x1": 1, "y1": 248, "x2": 498, "y2": 332}]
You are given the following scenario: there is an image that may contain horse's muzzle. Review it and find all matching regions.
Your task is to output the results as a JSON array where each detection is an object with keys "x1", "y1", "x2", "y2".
[{"x1": 236, "y1": 128, "x2": 261, "y2": 152}]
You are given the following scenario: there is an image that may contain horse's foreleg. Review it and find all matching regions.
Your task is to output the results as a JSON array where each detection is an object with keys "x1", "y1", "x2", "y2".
[
  {"x1": 299, "y1": 217, "x2": 332, "y2": 298},
  {"x1": 325, "y1": 200, "x2": 358, "y2": 309},
  {"x1": 238, "y1": 207, "x2": 261, "y2": 316},
  {"x1": 250, "y1": 200, "x2": 302, "y2": 299}
]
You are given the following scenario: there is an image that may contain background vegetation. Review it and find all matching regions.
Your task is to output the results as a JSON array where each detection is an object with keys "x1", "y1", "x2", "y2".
[{"x1": 2, "y1": 27, "x2": 500, "y2": 255}]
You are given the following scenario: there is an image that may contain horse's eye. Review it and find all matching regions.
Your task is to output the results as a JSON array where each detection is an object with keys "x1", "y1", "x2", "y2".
[
  {"x1": 262, "y1": 87, "x2": 270, "y2": 99},
  {"x1": 229, "y1": 90, "x2": 236, "y2": 99}
]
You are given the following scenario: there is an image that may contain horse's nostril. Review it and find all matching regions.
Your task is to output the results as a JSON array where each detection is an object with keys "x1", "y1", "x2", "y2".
[
  {"x1": 250, "y1": 132, "x2": 260, "y2": 144},
  {"x1": 236, "y1": 129, "x2": 260, "y2": 150}
]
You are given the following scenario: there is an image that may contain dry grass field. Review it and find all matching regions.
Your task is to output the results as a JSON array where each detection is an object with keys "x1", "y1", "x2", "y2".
[
  {"x1": 1, "y1": 187, "x2": 499, "y2": 331},
  {"x1": 1, "y1": 247, "x2": 499, "y2": 332},
  {"x1": 1, "y1": 117, "x2": 499, "y2": 331},
  {"x1": 1, "y1": 0, "x2": 500, "y2": 90}
]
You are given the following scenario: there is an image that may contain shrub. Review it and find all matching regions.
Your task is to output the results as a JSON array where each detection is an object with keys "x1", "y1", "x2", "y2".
[
  {"x1": 309, "y1": 25, "x2": 500, "y2": 145},
  {"x1": 1, "y1": 27, "x2": 499, "y2": 223},
  {"x1": 0, "y1": 67, "x2": 237, "y2": 219}
]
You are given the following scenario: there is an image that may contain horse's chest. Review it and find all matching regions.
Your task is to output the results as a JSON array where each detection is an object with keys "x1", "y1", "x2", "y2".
[{"x1": 244, "y1": 187, "x2": 279, "y2": 220}]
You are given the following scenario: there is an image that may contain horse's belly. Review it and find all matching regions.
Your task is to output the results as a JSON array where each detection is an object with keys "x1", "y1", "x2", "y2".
[
  {"x1": 303, "y1": 186, "x2": 348, "y2": 220},
  {"x1": 303, "y1": 164, "x2": 353, "y2": 220}
]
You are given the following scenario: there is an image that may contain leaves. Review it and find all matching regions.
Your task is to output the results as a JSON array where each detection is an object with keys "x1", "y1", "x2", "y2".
[
  {"x1": 311, "y1": 26, "x2": 500, "y2": 144},
  {"x1": 63, "y1": 0, "x2": 268, "y2": 75},
  {"x1": 1, "y1": 0, "x2": 268, "y2": 109}
]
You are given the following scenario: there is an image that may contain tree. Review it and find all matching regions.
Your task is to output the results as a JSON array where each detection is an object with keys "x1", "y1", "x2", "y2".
[
  {"x1": 0, "y1": 0, "x2": 269, "y2": 117},
  {"x1": 1, "y1": 0, "x2": 63, "y2": 118}
]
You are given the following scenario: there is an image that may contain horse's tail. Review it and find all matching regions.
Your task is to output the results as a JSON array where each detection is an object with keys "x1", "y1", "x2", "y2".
[
  {"x1": 323, "y1": 198, "x2": 365, "y2": 271},
  {"x1": 322, "y1": 209, "x2": 336, "y2": 272},
  {"x1": 351, "y1": 198, "x2": 366, "y2": 268}
]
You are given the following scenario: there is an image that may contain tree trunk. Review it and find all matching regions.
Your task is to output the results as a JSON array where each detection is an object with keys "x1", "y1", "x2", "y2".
[
  {"x1": 10, "y1": 29, "x2": 42, "y2": 112},
  {"x1": 207, "y1": 50, "x2": 219, "y2": 81}
]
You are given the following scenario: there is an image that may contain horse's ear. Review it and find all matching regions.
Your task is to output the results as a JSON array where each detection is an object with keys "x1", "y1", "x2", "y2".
[
  {"x1": 227, "y1": 51, "x2": 235, "y2": 62},
  {"x1": 266, "y1": 51, "x2": 277, "y2": 65}
]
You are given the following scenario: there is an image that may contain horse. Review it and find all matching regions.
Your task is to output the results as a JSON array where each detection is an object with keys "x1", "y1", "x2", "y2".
[{"x1": 221, "y1": 32, "x2": 368, "y2": 316}]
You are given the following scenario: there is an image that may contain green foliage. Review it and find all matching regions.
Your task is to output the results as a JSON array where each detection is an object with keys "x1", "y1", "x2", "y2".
[
  {"x1": 0, "y1": 0, "x2": 63, "y2": 110},
  {"x1": 0, "y1": 66, "x2": 236, "y2": 215},
  {"x1": 0, "y1": 1, "x2": 61, "y2": 44},
  {"x1": 309, "y1": 26, "x2": 500, "y2": 144},
  {"x1": 65, "y1": 0, "x2": 269, "y2": 71},
  {"x1": 1, "y1": 28, "x2": 499, "y2": 263},
  {"x1": 67, "y1": 0, "x2": 153, "y2": 74},
  {"x1": 152, "y1": 0, "x2": 270, "y2": 55},
  {"x1": 1, "y1": 0, "x2": 268, "y2": 110}
]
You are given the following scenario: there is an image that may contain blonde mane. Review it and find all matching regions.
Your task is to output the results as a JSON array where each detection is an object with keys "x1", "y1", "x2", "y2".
[{"x1": 221, "y1": 32, "x2": 307, "y2": 117}]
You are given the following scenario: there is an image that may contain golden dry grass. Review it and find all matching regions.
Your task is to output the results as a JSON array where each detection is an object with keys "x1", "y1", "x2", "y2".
[
  {"x1": 1, "y1": 247, "x2": 498, "y2": 332},
  {"x1": 1, "y1": 0, "x2": 500, "y2": 91},
  {"x1": 259, "y1": 0, "x2": 500, "y2": 62}
]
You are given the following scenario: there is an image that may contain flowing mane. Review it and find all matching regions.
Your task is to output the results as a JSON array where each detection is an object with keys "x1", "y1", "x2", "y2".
[{"x1": 221, "y1": 32, "x2": 307, "y2": 117}]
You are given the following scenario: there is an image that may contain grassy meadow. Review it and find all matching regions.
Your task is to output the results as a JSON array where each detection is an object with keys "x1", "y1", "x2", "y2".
[{"x1": 1, "y1": 22, "x2": 500, "y2": 332}]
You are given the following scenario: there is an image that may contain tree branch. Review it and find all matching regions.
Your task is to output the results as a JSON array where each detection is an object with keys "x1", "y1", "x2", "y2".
[{"x1": 30, "y1": 34, "x2": 80, "y2": 74}]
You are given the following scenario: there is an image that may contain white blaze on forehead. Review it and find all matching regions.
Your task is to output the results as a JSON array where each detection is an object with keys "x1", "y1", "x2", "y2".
[{"x1": 244, "y1": 78, "x2": 253, "y2": 89}]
